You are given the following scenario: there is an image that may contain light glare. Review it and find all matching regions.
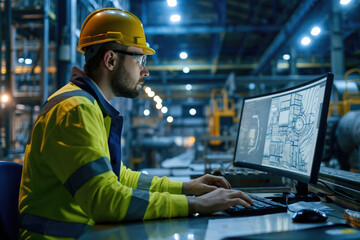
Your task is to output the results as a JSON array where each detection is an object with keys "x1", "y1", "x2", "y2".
[
  {"x1": 167, "y1": 116, "x2": 174, "y2": 123},
  {"x1": 153, "y1": 95, "x2": 160, "y2": 102},
  {"x1": 1, "y1": 94, "x2": 9, "y2": 103},
  {"x1": 183, "y1": 67, "x2": 190, "y2": 73},
  {"x1": 144, "y1": 87, "x2": 151, "y2": 93},
  {"x1": 186, "y1": 84, "x2": 192, "y2": 91},
  {"x1": 301, "y1": 36, "x2": 311, "y2": 46},
  {"x1": 170, "y1": 14, "x2": 181, "y2": 22},
  {"x1": 283, "y1": 54, "x2": 290, "y2": 60},
  {"x1": 179, "y1": 52, "x2": 188, "y2": 59},
  {"x1": 156, "y1": 103, "x2": 162, "y2": 109},
  {"x1": 189, "y1": 108, "x2": 196, "y2": 116},
  {"x1": 161, "y1": 106, "x2": 168, "y2": 113},
  {"x1": 340, "y1": 0, "x2": 351, "y2": 5},
  {"x1": 143, "y1": 109, "x2": 150, "y2": 116},
  {"x1": 167, "y1": 0, "x2": 177, "y2": 7},
  {"x1": 25, "y1": 58, "x2": 32, "y2": 65},
  {"x1": 311, "y1": 27, "x2": 321, "y2": 36},
  {"x1": 148, "y1": 91, "x2": 155, "y2": 97},
  {"x1": 249, "y1": 83, "x2": 256, "y2": 90}
]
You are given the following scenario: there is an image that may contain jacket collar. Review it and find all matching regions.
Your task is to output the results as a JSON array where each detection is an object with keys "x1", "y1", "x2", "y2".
[{"x1": 70, "y1": 67, "x2": 120, "y2": 118}]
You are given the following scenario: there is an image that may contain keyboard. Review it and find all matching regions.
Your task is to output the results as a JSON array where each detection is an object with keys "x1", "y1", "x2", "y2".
[{"x1": 224, "y1": 194, "x2": 288, "y2": 216}]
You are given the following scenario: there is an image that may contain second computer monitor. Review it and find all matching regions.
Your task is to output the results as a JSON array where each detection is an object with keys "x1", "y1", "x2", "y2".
[{"x1": 233, "y1": 73, "x2": 333, "y2": 184}]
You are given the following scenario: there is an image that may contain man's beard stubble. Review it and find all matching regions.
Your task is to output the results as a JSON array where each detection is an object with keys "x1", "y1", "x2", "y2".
[{"x1": 110, "y1": 64, "x2": 143, "y2": 99}]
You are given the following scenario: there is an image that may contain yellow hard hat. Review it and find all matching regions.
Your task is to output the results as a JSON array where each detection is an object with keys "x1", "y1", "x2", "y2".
[{"x1": 77, "y1": 8, "x2": 155, "y2": 55}]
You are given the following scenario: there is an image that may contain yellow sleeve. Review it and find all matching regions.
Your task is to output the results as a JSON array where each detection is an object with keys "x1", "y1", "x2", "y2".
[
  {"x1": 44, "y1": 101, "x2": 188, "y2": 221},
  {"x1": 120, "y1": 162, "x2": 183, "y2": 194}
]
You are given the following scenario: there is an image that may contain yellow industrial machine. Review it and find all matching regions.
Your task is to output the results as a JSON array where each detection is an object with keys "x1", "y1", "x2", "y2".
[
  {"x1": 206, "y1": 89, "x2": 238, "y2": 147},
  {"x1": 329, "y1": 68, "x2": 360, "y2": 117}
]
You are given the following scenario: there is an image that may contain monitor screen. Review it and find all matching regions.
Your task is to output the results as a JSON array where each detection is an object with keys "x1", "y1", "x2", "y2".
[{"x1": 233, "y1": 73, "x2": 333, "y2": 184}]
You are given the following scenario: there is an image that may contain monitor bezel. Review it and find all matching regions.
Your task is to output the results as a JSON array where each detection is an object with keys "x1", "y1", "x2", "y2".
[{"x1": 233, "y1": 73, "x2": 334, "y2": 184}]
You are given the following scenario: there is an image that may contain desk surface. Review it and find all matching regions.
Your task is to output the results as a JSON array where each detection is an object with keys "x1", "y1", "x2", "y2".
[{"x1": 78, "y1": 202, "x2": 348, "y2": 240}]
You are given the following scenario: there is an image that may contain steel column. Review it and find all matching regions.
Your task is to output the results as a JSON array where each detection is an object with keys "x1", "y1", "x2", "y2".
[
  {"x1": 330, "y1": 0, "x2": 345, "y2": 78},
  {"x1": 4, "y1": 0, "x2": 12, "y2": 157}
]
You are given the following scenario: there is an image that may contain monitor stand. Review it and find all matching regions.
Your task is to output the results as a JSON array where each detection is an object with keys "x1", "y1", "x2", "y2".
[{"x1": 268, "y1": 181, "x2": 320, "y2": 204}]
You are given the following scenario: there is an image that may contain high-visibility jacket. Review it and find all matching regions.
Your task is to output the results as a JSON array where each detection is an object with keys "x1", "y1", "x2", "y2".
[{"x1": 18, "y1": 67, "x2": 188, "y2": 240}]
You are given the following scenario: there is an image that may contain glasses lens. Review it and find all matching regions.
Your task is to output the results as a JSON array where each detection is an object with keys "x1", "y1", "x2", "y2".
[{"x1": 141, "y1": 55, "x2": 147, "y2": 68}]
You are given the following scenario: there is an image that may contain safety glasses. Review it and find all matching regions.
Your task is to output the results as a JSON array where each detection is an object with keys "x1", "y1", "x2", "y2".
[{"x1": 113, "y1": 49, "x2": 147, "y2": 69}]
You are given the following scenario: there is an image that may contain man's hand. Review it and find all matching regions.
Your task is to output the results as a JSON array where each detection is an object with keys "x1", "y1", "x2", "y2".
[
  {"x1": 187, "y1": 188, "x2": 254, "y2": 215},
  {"x1": 182, "y1": 174, "x2": 231, "y2": 196}
]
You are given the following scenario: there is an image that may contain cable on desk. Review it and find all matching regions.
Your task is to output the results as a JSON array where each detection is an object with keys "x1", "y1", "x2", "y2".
[{"x1": 315, "y1": 180, "x2": 360, "y2": 203}]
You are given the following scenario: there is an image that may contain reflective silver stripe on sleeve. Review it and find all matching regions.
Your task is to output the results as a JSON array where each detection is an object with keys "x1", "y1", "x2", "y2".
[
  {"x1": 19, "y1": 213, "x2": 91, "y2": 238},
  {"x1": 64, "y1": 157, "x2": 112, "y2": 196},
  {"x1": 124, "y1": 189, "x2": 149, "y2": 221},
  {"x1": 137, "y1": 173, "x2": 153, "y2": 190}
]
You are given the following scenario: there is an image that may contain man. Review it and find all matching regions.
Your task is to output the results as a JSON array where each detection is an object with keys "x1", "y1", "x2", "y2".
[{"x1": 18, "y1": 8, "x2": 253, "y2": 239}]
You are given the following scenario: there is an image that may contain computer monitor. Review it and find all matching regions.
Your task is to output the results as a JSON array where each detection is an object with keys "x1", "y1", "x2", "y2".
[{"x1": 233, "y1": 73, "x2": 333, "y2": 198}]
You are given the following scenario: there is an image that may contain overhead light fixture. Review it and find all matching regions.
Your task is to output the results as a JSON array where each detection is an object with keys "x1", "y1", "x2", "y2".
[
  {"x1": 25, "y1": 58, "x2": 32, "y2": 65},
  {"x1": 282, "y1": 54, "x2": 290, "y2": 60},
  {"x1": 185, "y1": 84, "x2": 192, "y2": 91},
  {"x1": 1, "y1": 94, "x2": 9, "y2": 103},
  {"x1": 167, "y1": 0, "x2": 177, "y2": 7},
  {"x1": 153, "y1": 95, "x2": 160, "y2": 102},
  {"x1": 179, "y1": 51, "x2": 188, "y2": 59},
  {"x1": 189, "y1": 108, "x2": 196, "y2": 116},
  {"x1": 301, "y1": 36, "x2": 311, "y2": 46},
  {"x1": 144, "y1": 86, "x2": 151, "y2": 93},
  {"x1": 156, "y1": 103, "x2": 163, "y2": 109},
  {"x1": 311, "y1": 26, "x2": 321, "y2": 36},
  {"x1": 183, "y1": 67, "x2": 190, "y2": 73},
  {"x1": 167, "y1": 116, "x2": 174, "y2": 123},
  {"x1": 143, "y1": 109, "x2": 150, "y2": 116},
  {"x1": 170, "y1": 14, "x2": 181, "y2": 22},
  {"x1": 148, "y1": 91, "x2": 155, "y2": 97},
  {"x1": 340, "y1": 0, "x2": 351, "y2": 5},
  {"x1": 18, "y1": 58, "x2": 24, "y2": 63},
  {"x1": 161, "y1": 106, "x2": 168, "y2": 113},
  {"x1": 248, "y1": 83, "x2": 256, "y2": 90}
]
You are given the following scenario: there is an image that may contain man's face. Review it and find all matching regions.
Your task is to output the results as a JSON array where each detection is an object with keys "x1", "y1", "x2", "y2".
[{"x1": 110, "y1": 46, "x2": 149, "y2": 98}]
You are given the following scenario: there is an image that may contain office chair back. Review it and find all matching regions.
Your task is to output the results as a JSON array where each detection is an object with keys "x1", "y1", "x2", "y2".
[{"x1": 0, "y1": 161, "x2": 23, "y2": 240}]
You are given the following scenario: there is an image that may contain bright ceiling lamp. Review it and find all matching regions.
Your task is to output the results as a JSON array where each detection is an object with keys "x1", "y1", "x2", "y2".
[
  {"x1": 148, "y1": 91, "x2": 155, "y2": 97},
  {"x1": 153, "y1": 95, "x2": 160, "y2": 102},
  {"x1": 1, "y1": 94, "x2": 9, "y2": 103},
  {"x1": 186, "y1": 84, "x2": 192, "y2": 91},
  {"x1": 170, "y1": 14, "x2": 181, "y2": 22},
  {"x1": 143, "y1": 109, "x2": 150, "y2": 116},
  {"x1": 301, "y1": 36, "x2": 311, "y2": 46},
  {"x1": 167, "y1": 116, "x2": 174, "y2": 123},
  {"x1": 340, "y1": 0, "x2": 351, "y2": 5},
  {"x1": 311, "y1": 26, "x2": 321, "y2": 36},
  {"x1": 179, "y1": 51, "x2": 188, "y2": 59},
  {"x1": 183, "y1": 67, "x2": 190, "y2": 73},
  {"x1": 167, "y1": 0, "x2": 177, "y2": 7},
  {"x1": 144, "y1": 86, "x2": 151, "y2": 93},
  {"x1": 161, "y1": 106, "x2": 168, "y2": 113},
  {"x1": 283, "y1": 54, "x2": 290, "y2": 60},
  {"x1": 189, "y1": 108, "x2": 196, "y2": 116},
  {"x1": 156, "y1": 103, "x2": 163, "y2": 109}
]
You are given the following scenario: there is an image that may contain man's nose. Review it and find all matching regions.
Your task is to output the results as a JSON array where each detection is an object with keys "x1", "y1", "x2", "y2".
[{"x1": 141, "y1": 67, "x2": 150, "y2": 77}]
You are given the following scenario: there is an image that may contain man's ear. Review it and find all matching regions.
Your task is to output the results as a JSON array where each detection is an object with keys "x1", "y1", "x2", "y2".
[{"x1": 103, "y1": 50, "x2": 116, "y2": 71}]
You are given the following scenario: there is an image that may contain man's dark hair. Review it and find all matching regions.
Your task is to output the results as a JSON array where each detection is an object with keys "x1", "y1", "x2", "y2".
[{"x1": 83, "y1": 42, "x2": 128, "y2": 78}]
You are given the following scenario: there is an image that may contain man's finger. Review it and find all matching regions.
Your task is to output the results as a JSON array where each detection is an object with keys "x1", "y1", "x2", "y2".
[
  {"x1": 210, "y1": 175, "x2": 231, "y2": 189},
  {"x1": 228, "y1": 190, "x2": 254, "y2": 205}
]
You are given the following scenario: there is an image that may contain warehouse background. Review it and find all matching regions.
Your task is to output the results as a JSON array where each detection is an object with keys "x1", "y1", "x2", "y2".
[{"x1": 0, "y1": 0, "x2": 359, "y2": 172}]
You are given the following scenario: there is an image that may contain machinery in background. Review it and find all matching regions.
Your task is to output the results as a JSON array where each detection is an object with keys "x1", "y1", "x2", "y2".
[
  {"x1": 323, "y1": 69, "x2": 360, "y2": 172},
  {"x1": 206, "y1": 89, "x2": 239, "y2": 150},
  {"x1": 329, "y1": 68, "x2": 360, "y2": 117}
]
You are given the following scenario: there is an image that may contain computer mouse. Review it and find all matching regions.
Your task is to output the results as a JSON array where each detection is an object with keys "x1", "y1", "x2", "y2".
[{"x1": 292, "y1": 209, "x2": 328, "y2": 223}]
